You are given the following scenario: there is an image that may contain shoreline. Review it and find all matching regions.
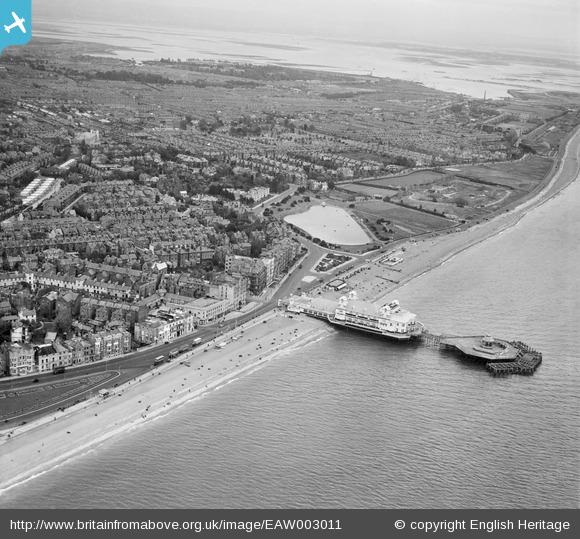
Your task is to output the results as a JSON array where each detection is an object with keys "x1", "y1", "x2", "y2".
[
  {"x1": 300, "y1": 124, "x2": 579, "y2": 310},
  {"x1": 373, "y1": 124, "x2": 580, "y2": 302},
  {"x1": 0, "y1": 313, "x2": 332, "y2": 494},
  {"x1": 1, "y1": 33, "x2": 579, "y2": 498},
  {"x1": 30, "y1": 27, "x2": 580, "y2": 100},
  {"x1": 2, "y1": 125, "x2": 577, "y2": 495},
  {"x1": 2, "y1": 124, "x2": 577, "y2": 496}
]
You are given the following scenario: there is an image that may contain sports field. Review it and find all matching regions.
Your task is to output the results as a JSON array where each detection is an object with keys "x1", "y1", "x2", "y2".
[
  {"x1": 453, "y1": 156, "x2": 553, "y2": 190},
  {"x1": 354, "y1": 200, "x2": 455, "y2": 240},
  {"x1": 361, "y1": 170, "x2": 446, "y2": 188}
]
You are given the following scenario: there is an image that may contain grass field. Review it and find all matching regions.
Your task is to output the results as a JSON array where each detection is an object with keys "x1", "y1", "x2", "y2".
[
  {"x1": 354, "y1": 200, "x2": 454, "y2": 240},
  {"x1": 361, "y1": 170, "x2": 447, "y2": 188},
  {"x1": 453, "y1": 155, "x2": 553, "y2": 190},
  {"x1": 340, "y1": 184, "x2": 398, "y2": 198},
  {"x1": 399, "y1": 178, "x2": 512, "y2": 219}
]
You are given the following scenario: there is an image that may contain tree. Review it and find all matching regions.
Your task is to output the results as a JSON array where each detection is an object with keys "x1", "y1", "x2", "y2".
[
  {"x1": 158, "y1": 146, "x2": 178, "y2": 161},
  {"x1": 55, "y1": 308, "x2": 73, "y2": 334},
  {"x1": 79, "y1": 140, "x2": 89, "y2": 155},
  {"x1": 250, "y1": 238, "x2": 264, "y2": 257}
]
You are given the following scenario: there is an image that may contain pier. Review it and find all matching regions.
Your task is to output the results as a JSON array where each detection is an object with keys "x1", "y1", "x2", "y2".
[
  {"x1": 420, "y1": 333, "x2": 543, "y2": 376},
  {"x1": 281, "y1": 294, "x2": 543, "y2": 377},
  {"x1": 485, "y1": 341, "x2": 543, "y2": 376}
]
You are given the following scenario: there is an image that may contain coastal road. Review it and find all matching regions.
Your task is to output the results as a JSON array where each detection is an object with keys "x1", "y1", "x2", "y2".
[
  {"x1": 1, "y1": 243, "x2": 326, "y2": 395},
  {"x1": 0, "y1": 243, "x2": 328, "y2": 425},
  {"x1": 6, "y1": 125, "x2": 579, "y2": 425}
]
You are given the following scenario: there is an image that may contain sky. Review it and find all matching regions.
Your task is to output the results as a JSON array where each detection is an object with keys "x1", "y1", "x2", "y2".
[{"x1": 34, "y1": 0, "x2": 579, "y2": 57}]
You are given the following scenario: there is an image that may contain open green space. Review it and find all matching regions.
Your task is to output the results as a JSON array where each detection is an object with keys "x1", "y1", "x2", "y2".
[
  {"x1": 354, "y1": 200, "x2": 455, "y2": 241},
  {"x1": 453, "y1": 155, "x2": 553, "y2": 190},
  {"x1": 396, "y1": 178, "x2": 512, "y2": 220},
  {"x1": 340, "y1": 183, "x2": 398, "y2": 198},
  {"x1": 361, "y1": 170, "x2": 447, "y2": 188}
]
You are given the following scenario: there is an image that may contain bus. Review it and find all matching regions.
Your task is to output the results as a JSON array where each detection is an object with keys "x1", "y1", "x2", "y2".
[
  {"x1": 191, "y1": 337, "x2": 202, "y2": 348},
  {"x1": 168, "y1": 349, "x2": 180, "y2": 360},
  {"x1": 153, "y1": 355, "x2": 166, "y2": 367}
]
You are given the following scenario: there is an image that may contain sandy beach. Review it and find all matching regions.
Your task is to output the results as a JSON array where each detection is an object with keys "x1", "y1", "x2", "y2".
[
  {"x1": 389, "y1": 125, "x2": 580, "y2": 294},
  {"x1": 318, "y1": 126, "x2": 580, "y2": 305},
  {"x1": 0, "y1": 312, "x2": 331, "y2": 493},
  {"x1": 1, "y1": 124, "x2": 578, "y2": 497}
]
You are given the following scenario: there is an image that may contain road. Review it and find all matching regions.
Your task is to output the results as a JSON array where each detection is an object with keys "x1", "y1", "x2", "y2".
[
  {"x1": 0, "y1": 242, "x2": 331, "y2": 424},
  {"x1": 0, "y1": 219, "x2": 424, "y2": 422},
  {"x1": 8, "y1": 124, "x2": 578, "y2": 425},
  {"x1": 251, "y1": 184, "x2": 297, "y2": 211}
]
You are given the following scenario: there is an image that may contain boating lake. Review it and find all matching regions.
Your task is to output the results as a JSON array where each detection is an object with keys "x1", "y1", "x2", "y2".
[
  {"x1": 284, "y1": 205, "x2": 371, "y2": 245},
  {"x1": 1, "y1": 163, "x2": 578, "y2": 508}
]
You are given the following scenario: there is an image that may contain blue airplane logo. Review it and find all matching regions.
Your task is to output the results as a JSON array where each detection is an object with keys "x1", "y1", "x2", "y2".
[{"x1": 1, "y1": 1, "x2": 32, "y2": 55}]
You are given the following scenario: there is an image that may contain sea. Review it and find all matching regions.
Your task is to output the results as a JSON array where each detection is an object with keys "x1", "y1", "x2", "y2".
[
  {"x1": 1, "y1": 22, "x2": 579, "y2": 508},
  {"x1": 33, "y1": 19, "x2": 580, "y2": 99},
  {"x1": 1, "y1": 160, "x2": 578, "y2": 509}
]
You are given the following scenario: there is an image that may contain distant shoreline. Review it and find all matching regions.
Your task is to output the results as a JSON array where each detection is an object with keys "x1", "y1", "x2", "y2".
[
  {"x1": 27, "y1": 25, "x2": 580, "y2": 98},
  {"x1": 1, "y1": 32, "x2": 579, "y2": 498}
]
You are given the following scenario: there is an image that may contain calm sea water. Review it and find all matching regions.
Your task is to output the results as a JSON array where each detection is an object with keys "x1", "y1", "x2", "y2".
[
  {"x1": 34, "y1": 20, "x2": 580, "y2": 99},
  {"x1": 1, "y1": 178, "x2": 579, "y2": 508}
]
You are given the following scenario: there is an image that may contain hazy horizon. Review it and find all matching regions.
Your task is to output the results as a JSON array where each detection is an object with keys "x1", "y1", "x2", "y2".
[{"x1": 34, "y1": 0, "x2": 579, "y2": 59}]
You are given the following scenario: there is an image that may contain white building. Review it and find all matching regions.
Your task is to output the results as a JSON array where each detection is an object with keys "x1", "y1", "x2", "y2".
[
  {"x1": 248, "y1": 186, "x2": 270, "y2": 202},
  {"x1": 308, "y1": 180, "x2": 329, "y2": 191},
  {"x1": 75, "y1": 130, "x2": 101, "y2": 146},
  {"x1": 3, "y1": 343, "x2": 35, "y2": 376},
  {"x1": 134, "y1": 309, "x2": 197, "y2": 345},
  {"x1": 35, "y1": 342, "x2": 73, "y2": 373},
  {"x1": 207, "y1": 275, "x2": 248, "y2": 309},
  {"x1": 260, "y1": 257, "x2": 276, "y2": 286},
  {"x1": 186, "y1": 297, "x2": 232, "y2": 325},
  {"x1": 18, "y1": 308, "x2": 36, "y2": 323},
  {"x1": 10, "y1": 320, "x2": 26, "y2": 343}
]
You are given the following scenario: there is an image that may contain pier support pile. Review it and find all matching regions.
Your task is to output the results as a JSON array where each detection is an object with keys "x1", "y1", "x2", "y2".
[{"x1": 486, "y1": 342, "x2": 543, "y2": 376}]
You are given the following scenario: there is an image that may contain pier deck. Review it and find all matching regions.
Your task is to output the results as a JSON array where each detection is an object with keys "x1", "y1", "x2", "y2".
[
  {"x1": 282, "y1": 296, "x2": 543, "y2": 377},
  {"x1": 440, "y1": 335, "x2": 520, "y2": 362},
  {"x1": 421, "y1": 332, "x2": 543, "y2": 376}
]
